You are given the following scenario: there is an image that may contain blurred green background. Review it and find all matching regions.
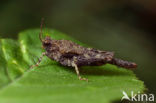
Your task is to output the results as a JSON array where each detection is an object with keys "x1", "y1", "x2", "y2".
[{"x1": 0, "y1": 0, "x2": 155, "y2": 96}]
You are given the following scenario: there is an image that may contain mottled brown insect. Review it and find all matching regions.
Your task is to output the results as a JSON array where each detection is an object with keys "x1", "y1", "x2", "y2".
[{"x1": 31, "y1": 19, "x2": 137, "y2": 81}]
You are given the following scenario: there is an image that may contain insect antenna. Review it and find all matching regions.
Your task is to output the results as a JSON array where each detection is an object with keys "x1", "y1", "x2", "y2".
[{"x1": 39, "y1": 18, "x2": 44, "y2": 42}]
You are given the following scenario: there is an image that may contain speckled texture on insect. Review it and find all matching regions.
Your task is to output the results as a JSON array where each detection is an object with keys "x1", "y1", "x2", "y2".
[{"x1": 31, "y1": 19, "x2": 137, "y2": 81}]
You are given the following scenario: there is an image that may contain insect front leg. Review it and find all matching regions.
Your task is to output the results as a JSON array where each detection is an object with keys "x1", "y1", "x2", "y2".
[
  {"x1": 30, "y1": 52, "x2": 46, "y2": 69},
  {"x1": 72, "y1": 57, "x2": 88, "y2": 82}
]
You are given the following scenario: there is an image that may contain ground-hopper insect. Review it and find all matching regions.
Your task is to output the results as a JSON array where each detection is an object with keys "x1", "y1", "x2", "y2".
[{"x1": 31, "y1": 19, "x2": 137, "y2": 81}]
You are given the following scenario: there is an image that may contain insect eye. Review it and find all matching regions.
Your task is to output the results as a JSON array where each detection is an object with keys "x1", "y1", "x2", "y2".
[{"x1": 43, "y1": 42, "x2": 51, "y2": 46}]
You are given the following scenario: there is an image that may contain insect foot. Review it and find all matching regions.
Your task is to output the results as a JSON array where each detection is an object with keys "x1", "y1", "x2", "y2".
[
  {"x1": 79, "y1": 77, "x2": 88, "y2": 82},
  {"x1": 30, "y1": 64, "x2": 38, "y2": 69}
]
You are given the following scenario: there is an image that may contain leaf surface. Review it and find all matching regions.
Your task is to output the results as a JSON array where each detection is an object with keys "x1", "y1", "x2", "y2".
[{"x1": 0, "y1": 29, "x2": 145, "y2": 103}]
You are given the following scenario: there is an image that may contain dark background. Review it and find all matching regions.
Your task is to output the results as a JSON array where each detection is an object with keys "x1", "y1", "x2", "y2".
[{"x1": 0, "y1": 0, "x2": 156, "y2": 98}]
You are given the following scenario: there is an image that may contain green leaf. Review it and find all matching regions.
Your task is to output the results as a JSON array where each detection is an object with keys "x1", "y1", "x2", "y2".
[{"x1": 0, "y1": 29, "x2": 145, "y2": 103}]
